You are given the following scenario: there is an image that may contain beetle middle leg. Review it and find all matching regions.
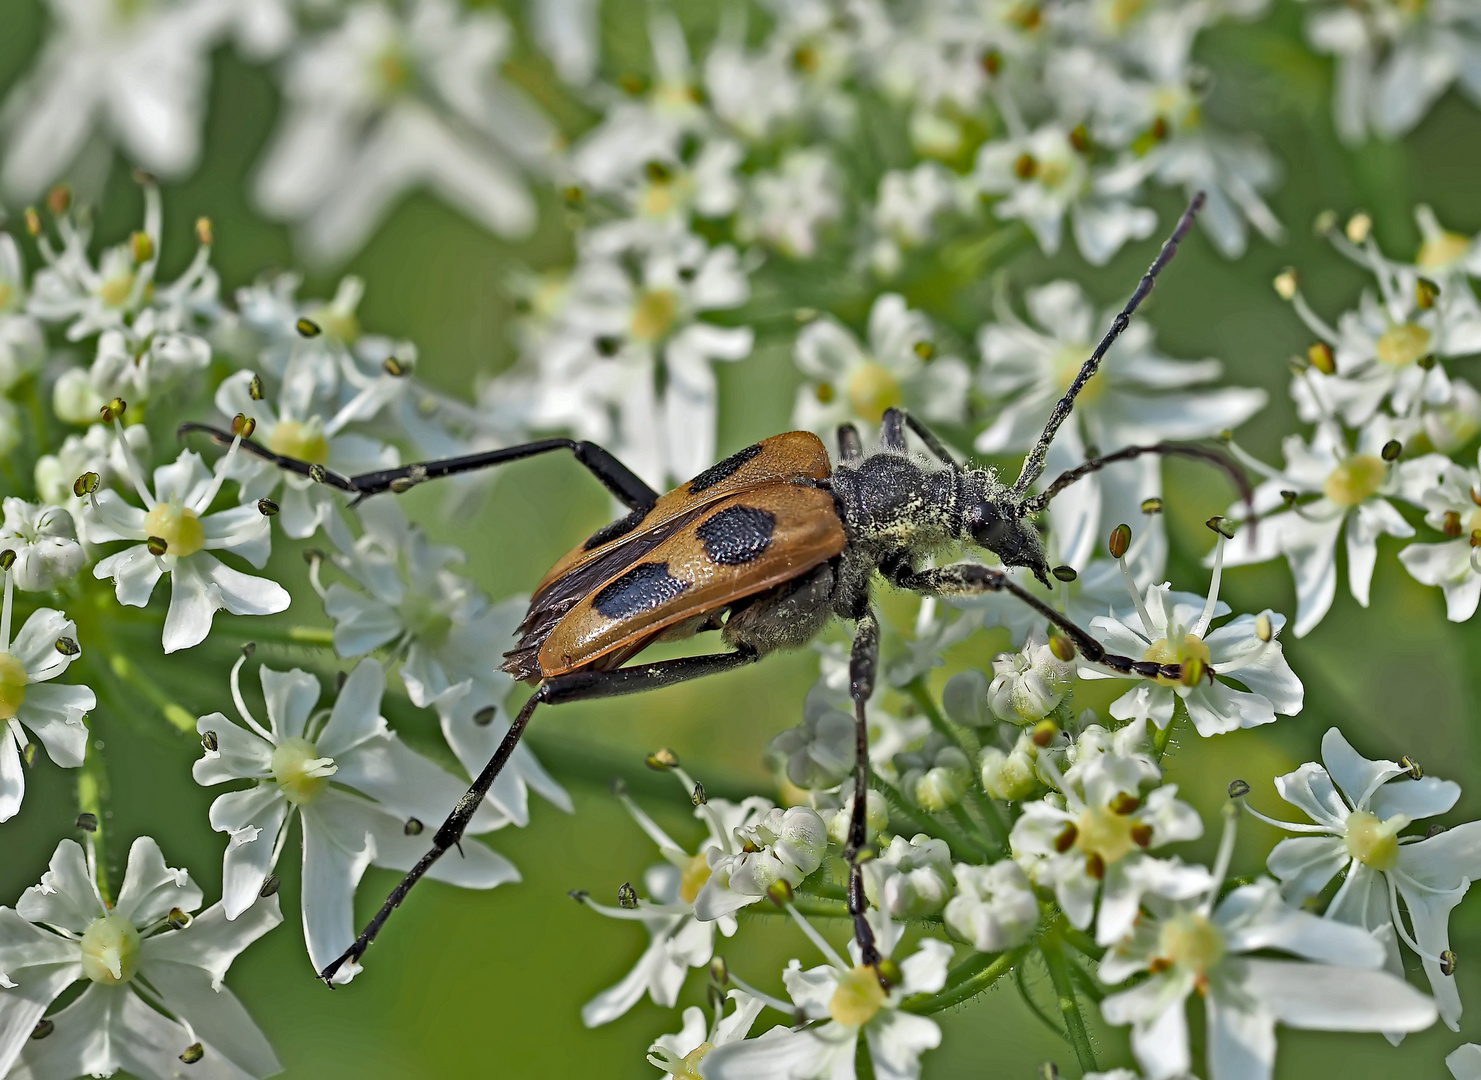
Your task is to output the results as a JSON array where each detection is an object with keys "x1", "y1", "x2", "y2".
[
  {"x1": 317, "y1": 648, "x2": 759, "y2": 987},
  {"x1": 846, "y1": 609, "x2": 883, "y2": 969}
]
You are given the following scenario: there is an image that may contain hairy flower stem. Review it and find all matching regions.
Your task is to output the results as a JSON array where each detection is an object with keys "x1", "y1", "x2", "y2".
[
  {"x1": 946, "y1": 803, "x2": 997, "y2": 860},
  {"x1": 78, "y1": 739, "x2": 111, "y2": 904},
  {"x1": 902, "y1": 942, "x2": 1034, "y2": 1014},
  {"x1": 869, "y1": 774, "x2": 982, "y2": 856},
  {"x1": 906, "y1": 677, "x2": 980, "y2": 756},
  {"x1": 218, "y1": 623, "x2": 336, "y2": 648},
  {"x1": 742, "y1": 896, "x2": 852, "y2": 920},
  {"x1": 1042, "y1": 922, "x2": 1099, "y2": 1073}
]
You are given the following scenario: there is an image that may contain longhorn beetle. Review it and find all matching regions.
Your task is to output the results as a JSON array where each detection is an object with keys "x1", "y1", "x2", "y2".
[{"x1": 186, "y1": 192, "x2": 1247, "y2": 986}]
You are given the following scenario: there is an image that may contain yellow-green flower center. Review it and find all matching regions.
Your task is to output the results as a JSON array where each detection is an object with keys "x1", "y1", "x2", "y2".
[
  {"x1": 0, "y1": 281, "x2": 13, "y2": 311},
  {"x1": 1156, "y1": 912, "x2": 1224, "y2": 976},
  {"x1": 271, "y1": 735, "x2": 335, "y2": 806},
  {"x1": 829, "y1": 964, "x2": 887, "y2": 1026},
  {"x1": 1419, "y1": 230, "x2": 1468, "y2": 268},
  {"x1": 1075, "y1": 804, "x2": 1139, "y2": 865},
  {"x1": 1324, "y1": 455, "x2": 1386, "y2": 507},
  {"x1": 399, "y1": 593, "x2": 453, "y2": 650},
  {"x1": 679, "y1": 852, "x2": 711, "y2": 904},
  {"x1": 98, "y1": 271, "x2": 135, "y2": 308},
  {"x1": 630, "y1": 290, "x2": 678, "y2": 343},
  {"x1": 80, "y1": 915, "x2": 142, "y2": 985},
  {"x1": 1344, "y1": 809, "x2": 1403, "y2": 871},
  {"x1": 307, "y1": 305, "x2": 360, "y2": 343},
  {"x1": 1143, "y1": 632, "x2": 1210, "y2": 686},
  {"x1": 1374, "y1": 322, "x2": 1431, "y2": 367},
  {"x1": 847, "y1": 362, "x2": 902, "y2": 424},
  {"x1": 267, "y1": 418, "x2": 330, "y2": 465},
  {"x1": 143, "y1": 502, "x2": 205, "y2": 557},
  {"x1": 0, "y1": 652, "x2": 26, "y2": 720}
]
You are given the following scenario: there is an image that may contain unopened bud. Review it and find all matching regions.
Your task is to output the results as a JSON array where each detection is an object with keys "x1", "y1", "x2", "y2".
[
  {"x1": 257, "y1": 498, "x2": 279, "y2": 517},
  {"x1": 1051, "y1": 564, "x2": 1077, "y2": 582},
  {"x1": 1346, "y1": 212, "x2": 1372, "y2": 244},
  {"x1": 383, "y1": 355, "x2": 409, "y2": 377},
  {"x1": 76, "y1": 813, "x2": 98, "y2": 832},
  {"x1": 54, "y1": 637, "x2": 80, "y2": 656},
  {"x1": 617, "y1": 881, "x2": 639, "y2": 909},
  {"x1": 296, "y1": 317, "x2": 322, "y2": 338},
  {"x1": 1254, "y1": 613, "x2": 1273, "y2": 642},
  {"x1": 74, "y1": 471, "x2": 100, "y2": 497},
  {"x1": 766, "y1": 879, "x2": 794, "y2": 907},
  {"x1": 180, "y1": 1043, "x2": 204, "y2": 1064},
  {"x1": 1206, "y1": 516, "x2": 1235, "y2": 539},
  {"x1": 201, "y1": 730, "x2": 218, "y2": 753},
  {"x1": 1228, "y1": 779, "x2": 1250, "y2": 799},
  {"x1": 1381, "y1": 439, "x2": 1402, "y2": 462},
  {"x1": 147, "y1": 536, "x2": 168, "y2": 556},
  {"x1": 1401, "y1": 755, "x2": 1422, "y2": 780},
  {"x1": 231, "y1": 413, "x2": 256, "y2": 439},
  {"x1": 101, "y1": 397, "x2": 127, "y2": 422},
  {"x1": 259, "y1": 874, "x2": 281, "y2": 898},
  {"x1": 473, "y1": 705, "x2": 497, "y2": 727},
  {"x1": 1049, "y1": 635, "x2": 1075, "y2": 662},
  {"x1": 130, "y1": 230, "x2": 153, "y2": 263},
  {"x1": 1108, "y1": 523, "x2": 1131, "y2": 560},
  {"x1": 1140, "y1": 496, "x2": 1164, "y2": 514},
  {"x1": 404, "y1": 817, "x2": 424, "y2": 836},
  {"x1": 166, "y1": 907, "x2": 191, "y2": 930},
  {"x1": 691, "y1": 782, "x2": 707, "y2": 806},
  {"x1": 1031, "y1": 719, "x2": 1058, "y2": 747},
  {"x1": 1441, "y1": 950, "x2": 1457, "y2": 976},
  {"x1": 1273, "y1": 269, "x2": 1297, "y2": 300},
  {"x1": 195, "y1": 216, "x2": 212, "y2": 245},
  {"x1": 1307, "y1": 342, "x2": 1335, "y2": 375},
  {"x1": 645, "y1": 748, "x2": 680, "y2": 771}
]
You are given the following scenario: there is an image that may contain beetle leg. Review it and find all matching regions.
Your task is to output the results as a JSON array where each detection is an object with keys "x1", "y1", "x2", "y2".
[
  {"x1": 177, "y1": 424, "x2": 660, "y2": 511},
  {"x1": 315, "y1": 648, "x2": 759, "y2": 987},
  {"x1": 879, "y1": 407, "x2": 958, "y2": 468},
  {"x1": 847, "y1": 610, "x2": 883, "y2": 970},
  {"x1": 836, "y1": 423, "x2": 863, "y2": 465},
  {"x1": 888, "y1": 563, "x2": 1193, "y2": 682}
]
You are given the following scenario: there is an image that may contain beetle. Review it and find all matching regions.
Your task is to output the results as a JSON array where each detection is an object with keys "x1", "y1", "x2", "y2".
[{"x1": 186, "y1": 193, "x2": 1246, "y2": 985}]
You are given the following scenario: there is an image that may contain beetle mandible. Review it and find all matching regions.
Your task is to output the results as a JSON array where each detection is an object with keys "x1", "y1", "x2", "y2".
[{"x1": 185, "y1": 192, "x2": 1247, "y2": 986}]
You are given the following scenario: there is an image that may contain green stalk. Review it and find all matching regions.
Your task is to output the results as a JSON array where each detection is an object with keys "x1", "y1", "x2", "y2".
[
  {"x1": 901, "y1": 942, "x2": 1032, "y2": 1014},
  {"x1": 905, "y1": 676, "x2": 979, "y2": 757},
  {"x1": 78, "y1": 739, "x2": 111, "y2": 904},
  {"x1": 107, "y1": 652, "x2": 196, "y2": 734},
  {"x1": 946, "y1": 803, "x2": 995, "y2": 860},
  {"x1": 869, "y1": 775, "x2": 981, "y2": 857},
  {"x1": 224, "y1": 623, "x2": 337, "y2": 649},
  {"x1": 1041, "y1": 927, "x2": 1098, "y2": 1073},
  {"x1": 742, "y1": 896, "x2": 850, "y2": 920}
]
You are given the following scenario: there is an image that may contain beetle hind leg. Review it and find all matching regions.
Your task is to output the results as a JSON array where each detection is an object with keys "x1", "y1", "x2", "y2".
[{"x1": 846, "y1": 610, "x2": 883, "y2": 970}]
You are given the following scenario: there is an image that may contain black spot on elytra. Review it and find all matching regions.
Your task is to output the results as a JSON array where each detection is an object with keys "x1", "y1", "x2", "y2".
[
  {"x1": 687, "y1": 443, "x2": 763, "y2": 494},
  {"x1": 583, "y1": 507, "x2": 647, "y2": 550},
  {"x1": 592, "y1": 562, "x2": 690, "y2": 619},
  {"x1": 696, "y1": 505, "x2": 776, "y2": 565}
]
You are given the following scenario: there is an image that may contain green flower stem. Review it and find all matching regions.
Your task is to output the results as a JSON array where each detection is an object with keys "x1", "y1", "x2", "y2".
[
  {"x1": 106, "y1": 652, "x2": 196, "y2": 734},
  {"x1": 905, "y1": 677, "x2": 979, "y2": 757},
  {"x1": 78, "y1": 740, "x2": 111, "y2": 905},
  {"x1": 901, "y1": 942, "x2": 1033, "y2": 1014},
  {"x1": 799, "y1": 878, "x2": 849, "y2": 903},
  {"x1": 222, "y1": 623, "x2": 337, "y2": 648},
  {"x1": 1061, "y1": 924, "x2": 1105, "y2": 961},
  {"x1": 946, "y1": 803, "x2": 996, "y2": 861},
  {"x1": 869, "y1": 775, "x2": 981, "y2": 858},
  {"x1": 741, "y1": 896, "x2": 851, "y2": 920},
  {"x1": 1041, "y1": 922, "x2": 1099, "y2": 1073}
]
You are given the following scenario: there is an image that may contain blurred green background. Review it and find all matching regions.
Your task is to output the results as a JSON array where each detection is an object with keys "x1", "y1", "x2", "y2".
[{"x1": 3, "y1": 0, "x2": 1481, "y2": 1076}]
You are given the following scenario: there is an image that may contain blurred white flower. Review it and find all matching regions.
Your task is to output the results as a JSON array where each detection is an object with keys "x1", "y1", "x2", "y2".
[
  {"x1": 742, "y1": 149, "x2": 842, "y2": 258},
  {"x1": 943, "y1": 860, "x2": 1039, "y2": 952},
  {"x1": 692, "y1": 805, "x2": 828, "y2": 921},
  {"x1": 255, "y1": 0, "x2": 552, "y2": 262},
  {"x1": 864, "y1": 834, "x2": 954, "y2": 919},
  {"x1": 529, "y1": 0, "x2": 601, "y2": 85},
  {"x1": 0, "y1": 836, "x2": 281, "y2": 1079},
  {"x1": 647, "y1": 989, "x2": 765, "y2": 1078},
  {"x1": 0, "y1": 235, "x2": 44, "y2": 392},
  {"x1": 193, "y1": 658, "x2": 517, "y2": 984},
  {"x1": 0, "y1": 499, "x2": 85, "y2": 592},
  {"x1": 1251, "y1": 727, "x2": 1481, "y2": 1031},
  {"x1": 33, "y1": 422, "x2": 150, "y2": 537},
  {"x1": 1398, "y1": 457, "x2": 1481, "y2": 620},
  {"x1": 988, "y1": 629, "x2": 1074, "y2": 723}
]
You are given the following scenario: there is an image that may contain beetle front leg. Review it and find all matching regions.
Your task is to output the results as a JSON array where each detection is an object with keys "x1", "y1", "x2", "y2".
[{"x1": 847, "y1": 610, "x2": 882, "y2": 970}]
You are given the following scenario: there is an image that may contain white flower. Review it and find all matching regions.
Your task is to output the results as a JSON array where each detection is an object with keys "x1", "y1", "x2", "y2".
[
  {"x1": 1084, "y1": 544, "x2": 1304, "y2": 737},
  {"x1": 741, "y1": 149, "x2": 842, "y2": 259},
  {"x1": 33, "y1": 422, "x2": 150, "y2": 537},
  {"x1": 529, "y1": 0, "x2": 601, "y2": 85},
  {"x1": 869, "y1": 163, "x2": 967, "y2": 275},
  {"x1": 943, "y1": 861, "x2": 1039, "y2": 952},
  {"x1": 1099, "y1": 870, "x2": 1437, "y2": 1080},
  {"x1": 578, "y1": 777, "x2": 766, "y2": 1026},
  {"x1": 319, "y1": 500, "x2": 568, "y2": 824},
  {"x1": 976, "y1": 280, "x2": 1265, "y2": 572},
  {"x1": 0, "y1": 235, "x2": 44, "y2": 392},
  {"x1": 989, "y1": 629, "x2": 1074, "y2": 723},
  {"x1": 213, "y1": 368, "x2": 398, "y2": 540},
  {"x1": 87, "y1": 439, "x2": 289, "y2": 653},
  {"x1": 1250, "y1": 727, "x2": 1481, "y2": 1031},
  {"x1": 1451, "y1": 1043, "x2": 1481, "y2": 1080},
  {"x1": 646, "y1": 989, "x2": 766, "y2": 1078},
  {"x1": 1012, "y1": 756, "x2": 1209, "y2": 946},
  {"x1": 254, "y1": 0, "x2": 551, "y2": 262},
  {"x1": 0, "y1": 0, "x2": 228, "y2": 199},
  {"x1": 769, "y1": 674, "x2": 929, "y2": 793},
  {"x1": 693, "y1": 806, "x2": 828, "y2": 921},
  {"x1": 973, "y1": 124, "x2": 1157, "y2": 265},
  {"x1": 1397, "y1": 457, "x2": 1481, "y2": 620},
  {"x1": 0, "y1": 500, "x2": 85, "y2": 592},
  {"x1": 864, "y1": 834, "x2": 953, "y2": 919},
  {"x1": 792, "y1": 293, "x2": 969, "y2": 436},
  {"x1": 1220, "y1": 417, "x2": 1446, "y2": 636},
  {"x1": 0, "y1": 837, "x2": 281, "y2": 1079},
  {"x1": 0, "y1": 582, "x2": 93, "y2": 822},
  {"x1": 192, "y1": 658, "x2": 518, "y2": 984},
  {"x1": 979, "y1": 729, "x2": 1048, "y2": 802},
  {"x1": 702, "y1": 913, "x2": 951, "y2": 1080}
]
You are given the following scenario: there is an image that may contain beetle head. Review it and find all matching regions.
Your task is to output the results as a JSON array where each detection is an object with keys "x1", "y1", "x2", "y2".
[{"x1": 964, "y1": 500, "x2": 1050, "y2": 586}]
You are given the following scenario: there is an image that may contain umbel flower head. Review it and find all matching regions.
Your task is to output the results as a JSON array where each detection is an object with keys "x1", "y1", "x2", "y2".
[{"x1": 0, "y1": 836, "x2": 281, "y2": 1079}]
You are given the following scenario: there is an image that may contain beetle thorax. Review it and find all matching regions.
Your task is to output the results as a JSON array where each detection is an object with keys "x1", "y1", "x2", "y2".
[{"x1": 830, "y1": 452, "x2": 964, "y2": 561}]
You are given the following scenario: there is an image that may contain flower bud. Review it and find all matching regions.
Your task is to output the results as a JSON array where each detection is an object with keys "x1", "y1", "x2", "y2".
[
  {"x1": 913, "y1": 763, "x2": 968, "y2": 812},
  {"x1": 943, "y1": 861, "x2": 1038, "y2": 952},
  {"x1": 825, "y1": 790, "x2": 889, "y2": 846},
  {"x1": 941, "y1": 669, "x2": 991, "y2": 728},
  {"x1": 864, "y1": 834, "x2": 953, "y2": 918},
  {"x1": 979, "y1": 744, "x2": 1039, "y2": 801}
]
